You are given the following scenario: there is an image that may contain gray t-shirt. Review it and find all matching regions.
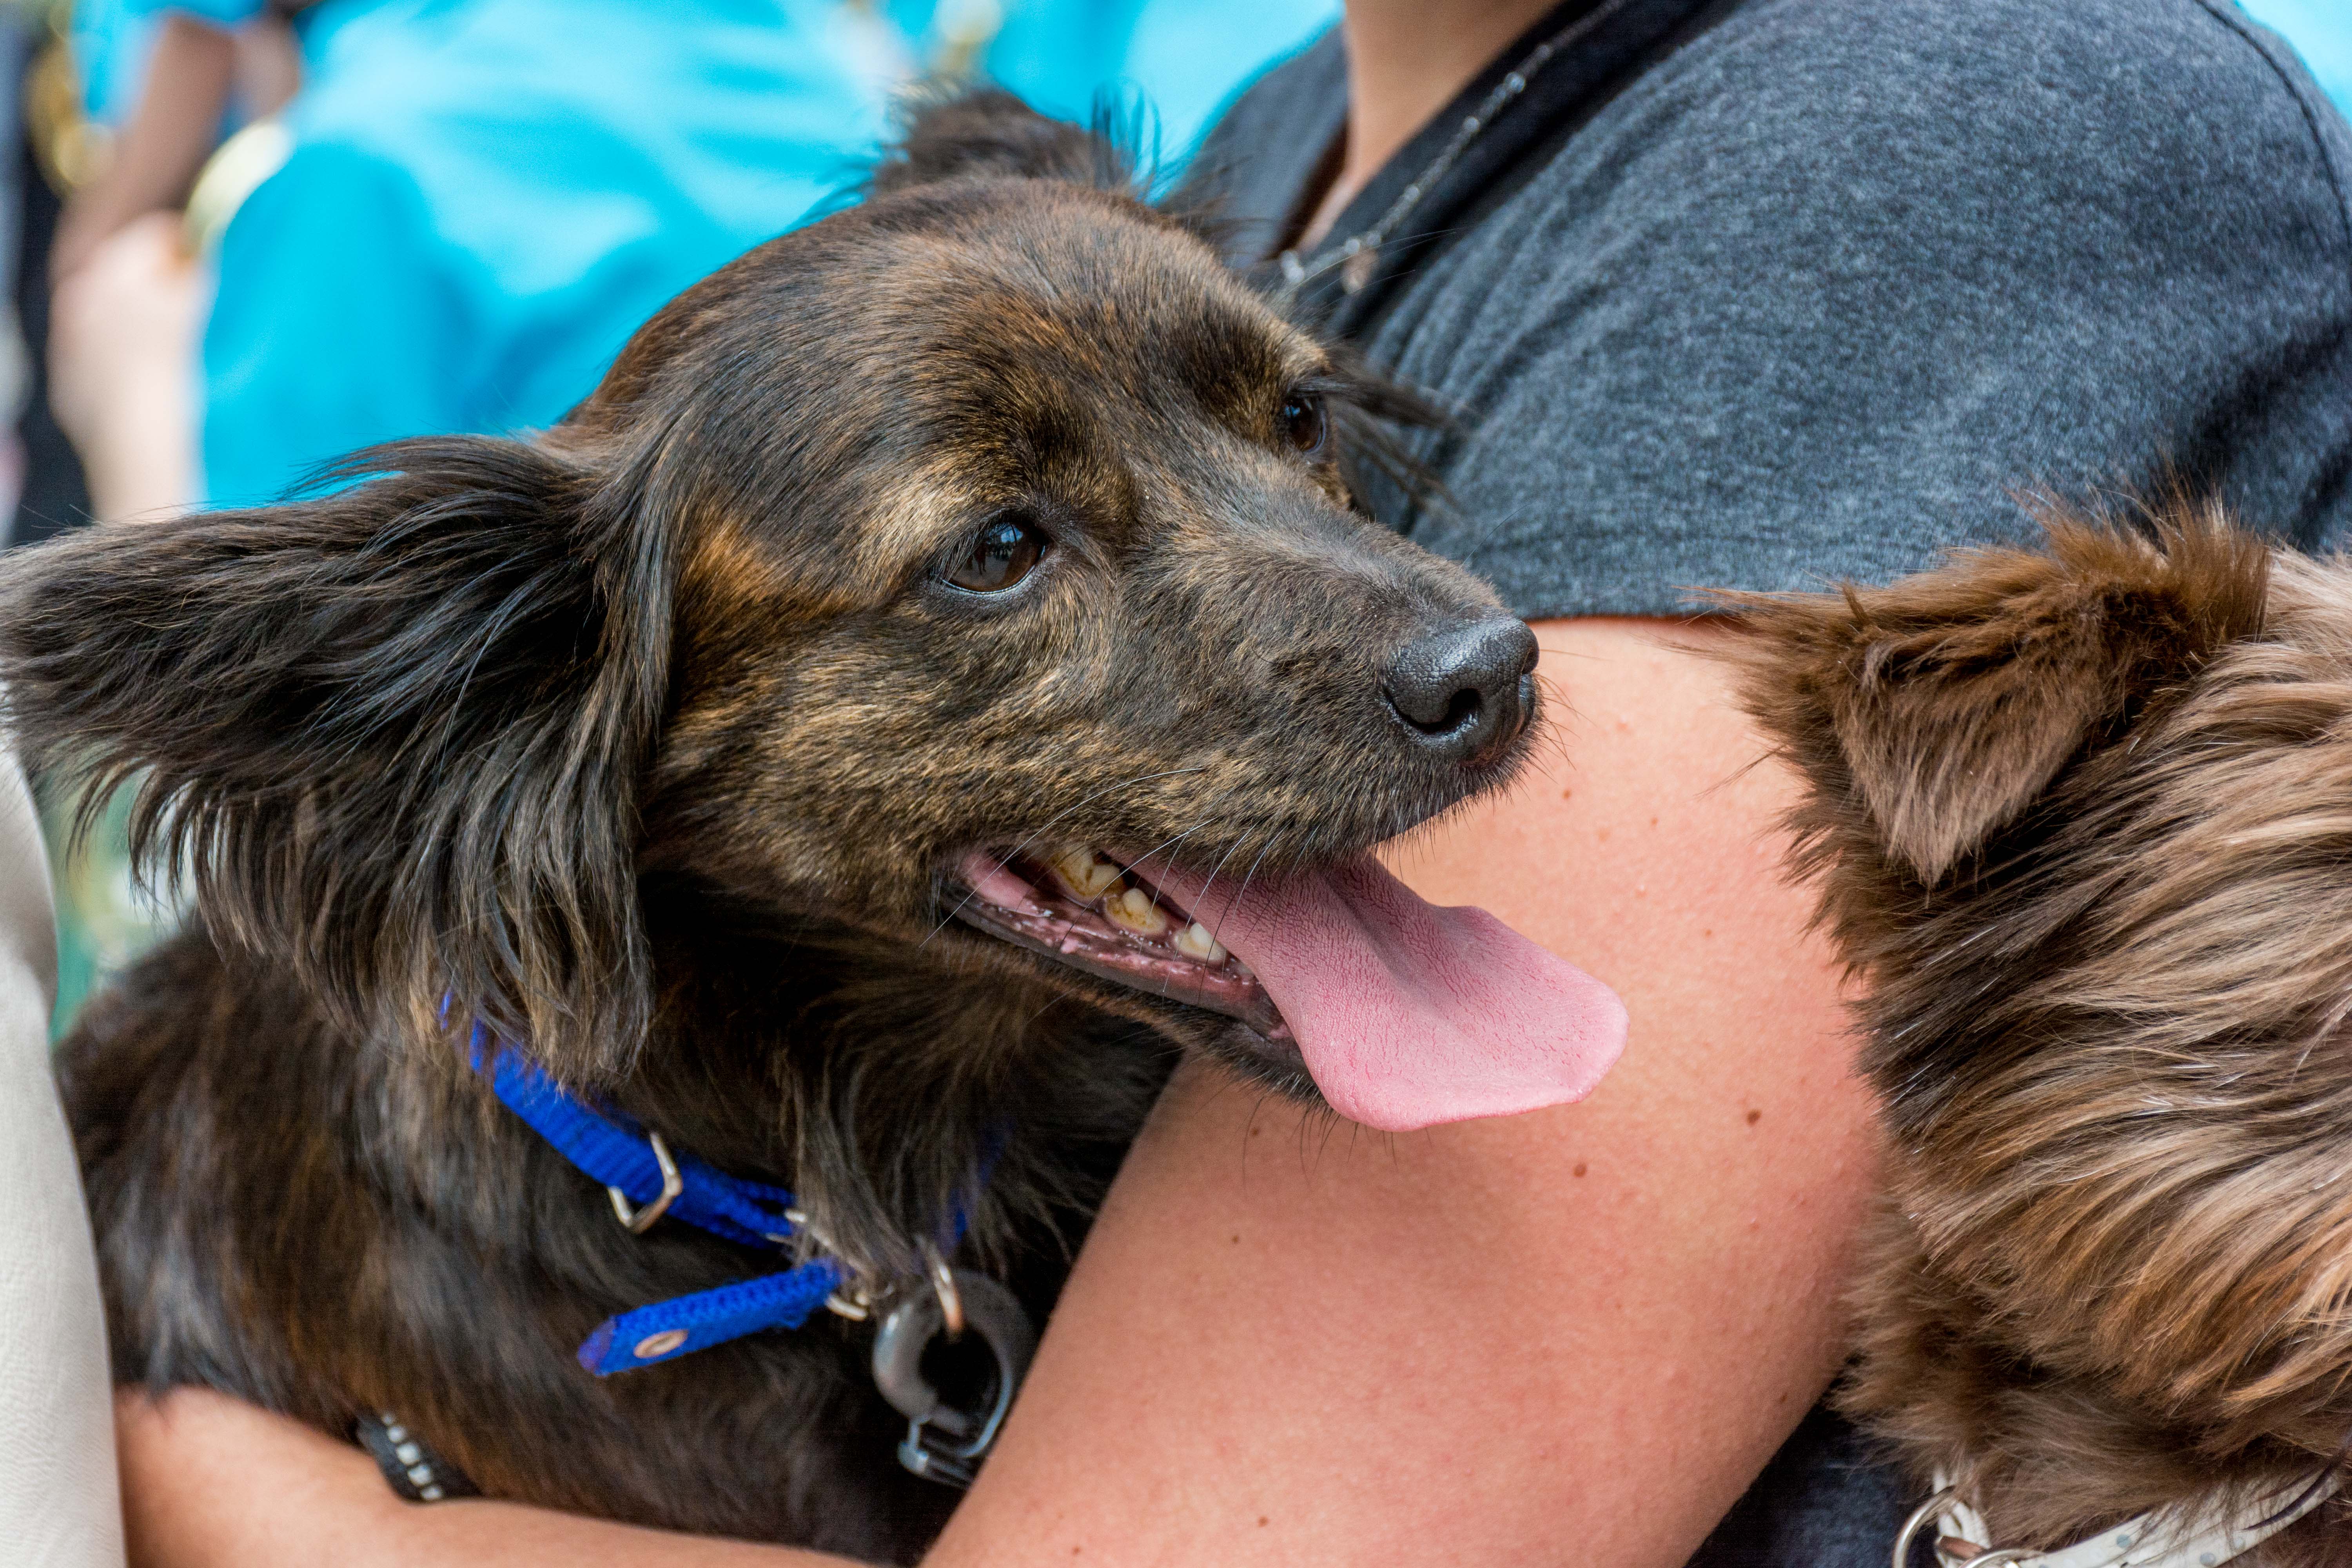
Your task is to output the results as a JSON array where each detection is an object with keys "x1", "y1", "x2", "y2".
[
  {"x1": 1191, "y1": 0, "x2": 2352, "y2": 622},
  {"x1": 1187, "y1": 1, "x2": 2352, "y2": 1561}
]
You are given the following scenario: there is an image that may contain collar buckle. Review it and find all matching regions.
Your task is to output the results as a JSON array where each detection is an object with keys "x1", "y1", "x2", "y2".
[{"x1": 605, "y1": 1129, "x2": 682, "y2": 1233}]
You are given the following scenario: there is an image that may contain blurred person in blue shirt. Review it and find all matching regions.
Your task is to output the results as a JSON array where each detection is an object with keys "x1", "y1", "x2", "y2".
[
  {"x1": 59, "y1": 0, "x2": 905, "y2": 512},
  {"x1": 200, "y1": 0, "x2": 906, "y2": 509},
  {"x1": 51, "y1": 0, "x2": 1333, "y2": 521}
]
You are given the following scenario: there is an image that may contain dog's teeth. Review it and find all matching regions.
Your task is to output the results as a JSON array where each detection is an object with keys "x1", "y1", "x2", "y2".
[
  {"x1": 1105, "y1": 886, "x2": 1171, "y2": 939},
  {"x1": 1174, "y1": 922, "x2": 1227, "y2": 964},
  {"x1": 1047, "y1": 845, "x2": 1126, "y2": 901}
]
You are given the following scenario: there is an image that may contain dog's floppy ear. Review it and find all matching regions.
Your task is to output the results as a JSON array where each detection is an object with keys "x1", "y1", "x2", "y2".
[
  {"x1": 1725, "y1": 504, "x2": 2268, "y2": 885},
  {"x1": 869, "y1": 87, "x2": 1124, "y2": 196},
  {"x1": 0, "y1": 436, "x2": 671, "y2": 1083}
]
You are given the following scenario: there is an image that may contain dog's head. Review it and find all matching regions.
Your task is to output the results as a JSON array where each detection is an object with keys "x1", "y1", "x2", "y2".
[
  {"x1": 2, "y1": 94, "x2": 1559, "y2": 1116},
  {"x1": 1729, "y1": 503, "x2": 2352, "y2": 1461}
]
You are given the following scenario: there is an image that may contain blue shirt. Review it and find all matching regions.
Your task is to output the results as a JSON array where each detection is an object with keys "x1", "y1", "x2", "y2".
[
  {"x1": 97, "y1": 0, "x2": 1336, "y2": 505},
  {"x1": 200, "y1": 0, "x2": 897, "y2": 506}
]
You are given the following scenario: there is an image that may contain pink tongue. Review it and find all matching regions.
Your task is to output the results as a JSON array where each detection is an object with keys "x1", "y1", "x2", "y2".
[{"x1": 1146, "y1": 857, "x2": 1626, "y2": 1132}]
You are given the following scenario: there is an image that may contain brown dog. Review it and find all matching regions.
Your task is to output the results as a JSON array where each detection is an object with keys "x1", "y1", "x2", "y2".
[
  {"x1": 1730, "y1": 503, "x2": 2352, "y2": 1564},
  {"x1": 0, "y1": 93, "x2": 1621, "y2": 1561}
]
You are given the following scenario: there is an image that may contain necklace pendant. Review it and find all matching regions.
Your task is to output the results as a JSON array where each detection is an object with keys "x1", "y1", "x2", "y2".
[{"x1": 1341, "y1": 245, "x2": 1379, "y2": 294}]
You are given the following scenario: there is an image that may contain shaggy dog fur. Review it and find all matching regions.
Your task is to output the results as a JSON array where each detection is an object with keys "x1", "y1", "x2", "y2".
[
  {"x1": 1729, "y1": 502, "x2": 2352, "y2": 1563},
  {"x1": 0, "y1": 96, "x2": 1536, "y2": 1561}
]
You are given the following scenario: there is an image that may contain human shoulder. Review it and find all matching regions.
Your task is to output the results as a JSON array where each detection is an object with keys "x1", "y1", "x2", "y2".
[
  {"x1": 1680, "y1": 0, "x2": 2337, "y2": 102},
  {"x1": 1629, "y1": 0, "x2": 2348, "y2": 239},
  {"x1": 1368, "y1": 0, "x2": 2352, "y2": 616},
  {"x1": 1454, "y1": 0, "x2": 2352, "y2": 356}
]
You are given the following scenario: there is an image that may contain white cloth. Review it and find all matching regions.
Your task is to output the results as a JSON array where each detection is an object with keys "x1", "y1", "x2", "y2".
[
  {"x1": 0, "y1": 753, "x2": 124, "y2": 1566},
  {"x1": 1929, "y1": 1468, "x2": 2337, "y2": 1568}
]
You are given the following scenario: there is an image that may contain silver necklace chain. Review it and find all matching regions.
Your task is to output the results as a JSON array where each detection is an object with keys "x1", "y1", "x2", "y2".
[{"x1": 1270, "y1": 0, "x2": 1639, "y2": 313}]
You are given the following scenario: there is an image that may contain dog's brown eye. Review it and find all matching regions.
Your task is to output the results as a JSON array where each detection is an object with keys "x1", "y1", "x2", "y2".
[
  {"x1": 1281, "y1": 392, "x2": 1328, "y2": 459},
  {"x1": 947, "y1": 514, "x2": 1048, "y2": 592}
]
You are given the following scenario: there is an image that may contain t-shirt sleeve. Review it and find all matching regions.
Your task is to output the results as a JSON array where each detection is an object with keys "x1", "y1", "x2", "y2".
[
  {"x1": 200, "y1": 140, "x2": 483, "y2": 508},
  {"x1": 1370, "y1": 0, "x2": 2352, "y2": 618}
]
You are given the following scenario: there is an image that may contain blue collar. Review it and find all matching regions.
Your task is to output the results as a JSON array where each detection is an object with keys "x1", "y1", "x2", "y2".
[{"x1": 468, "y1": 1024, "x2": 852, "y2": 1376}]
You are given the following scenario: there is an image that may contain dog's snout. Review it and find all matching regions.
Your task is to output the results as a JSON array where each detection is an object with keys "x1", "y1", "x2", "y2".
[{"x1": 1382, "y1": 615, "x2": 1538, "y2": 764}]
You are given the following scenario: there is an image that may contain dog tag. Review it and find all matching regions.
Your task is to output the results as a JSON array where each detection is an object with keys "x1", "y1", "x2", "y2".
[{"x1": 869, "y1": 1268, "x2": 1037, "y2": 1489}]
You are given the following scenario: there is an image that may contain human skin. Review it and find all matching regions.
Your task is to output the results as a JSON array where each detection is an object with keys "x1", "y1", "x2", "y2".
[
  {"x1": 47, "y1": 212, "x2": 202, "y2": 524},
  {"x1": 1300, "y1": 0, "x2": 1564, "y2": 243},
  {"x1": 924, "y1": 619, "x2": 1875, "y2": 1567},
  {"x1": 114, "y1": 618, "x2": 1879, "y2": 1568},
  {"x1": 113, "y1": 1388, "x2": 857, "y2": 1568},
  {"x1": 49, "y1": 15, "x2": 236, "y2": 286}
]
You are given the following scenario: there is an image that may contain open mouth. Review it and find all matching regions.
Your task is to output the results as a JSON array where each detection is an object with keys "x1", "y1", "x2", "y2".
[
  {"x1": 949, "y1": 846, "x2": 1290, "y2": 1041},
  {"x1": 949, "y1": 833, "x2": 1627, "y2": 1134}
]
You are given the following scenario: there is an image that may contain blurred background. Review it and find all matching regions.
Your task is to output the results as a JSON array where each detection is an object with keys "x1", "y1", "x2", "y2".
[{"x1": 2, "y1": 0, "x2": 2343, "y2": 1032}]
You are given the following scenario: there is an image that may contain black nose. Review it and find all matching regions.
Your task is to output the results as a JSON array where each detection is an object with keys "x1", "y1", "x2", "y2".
[{"x1": 1381, "y1": 615, "x2": 1538, "y2": 764}]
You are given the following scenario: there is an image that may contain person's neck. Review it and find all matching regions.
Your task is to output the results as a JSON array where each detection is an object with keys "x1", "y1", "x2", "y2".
[{"x1": 1301, "y1": 0, "x2": 1569, "y2": 246}]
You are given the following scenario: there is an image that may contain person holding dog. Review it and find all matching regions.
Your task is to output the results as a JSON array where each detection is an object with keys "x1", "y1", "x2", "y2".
[{"x1": 99, "y1": 0, "x2": 2352, "y2": 1565}]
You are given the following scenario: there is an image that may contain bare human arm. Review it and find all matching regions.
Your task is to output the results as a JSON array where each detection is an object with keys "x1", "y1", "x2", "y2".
[
  {"x1": 47, "y1": 212, "x2": 203, "y2": 524},
  {"x1": 113, "y1": 1389, "x2": 859, "y2": 1568},
  {"x1": 924, "y1": 617, "x2": 1877, "y2": 1566},
  {"x1": 113, "y1": 619, "x2": 1879, "y2": 1568},
  {"x1": 49, "y1": 15, "x2": 236, "y2": 286}
]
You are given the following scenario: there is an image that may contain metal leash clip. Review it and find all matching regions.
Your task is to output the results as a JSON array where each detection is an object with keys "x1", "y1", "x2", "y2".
[
  {"x1": 779, "y1": 1207, "x2": 875, "y2": 1322},
  {"x1": 869, "y1": 1243, "x2": 1037, "y2": 1490},
  {"x1": 1892, "y1": 1489, "x2": 2032, "y2": 1568}
]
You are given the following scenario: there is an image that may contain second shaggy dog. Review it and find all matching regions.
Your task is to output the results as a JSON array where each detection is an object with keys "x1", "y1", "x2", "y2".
[{"x1": 1732, "y1": 505, "x2": 2352, "y2": 1565}]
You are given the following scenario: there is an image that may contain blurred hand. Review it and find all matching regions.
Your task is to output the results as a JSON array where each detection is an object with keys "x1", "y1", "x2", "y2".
[
  {"x1": 116, "y1": 1387, "x2": 857, "y2": 1568},
  {"x1": 116, "y1": 1388, "x2": 397, "y2": 1568},
  {"x1": 48, "y1": 14, "x2": 241, "y2": 285},
  {"x1": 49, "y1": 212, "x2": 204, "y2": 522}
]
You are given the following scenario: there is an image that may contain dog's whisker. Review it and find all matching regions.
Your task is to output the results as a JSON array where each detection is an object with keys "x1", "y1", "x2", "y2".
[
  {"x1": 1079, "y1": 818, "x2": 1213, "y2": 1004},
  {"x1": 1209, "y1": 837, "x2": 1279, "y2": 957},
  {"x1": 1194, "y1": 834, "x2": 1245, "y2": 898},
  {"x1": 1122, "y1": 822, "x2": 1206, "y2": 902}
]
